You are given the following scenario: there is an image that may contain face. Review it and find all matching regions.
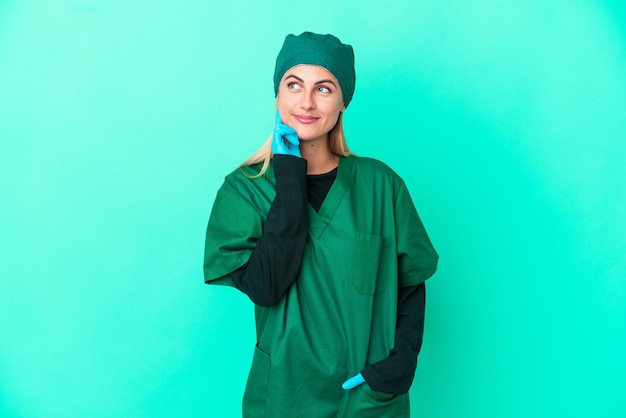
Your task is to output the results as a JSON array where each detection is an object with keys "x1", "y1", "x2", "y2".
[{"x1": 276, "y1": 65, "x2": 346, "y2": 144}]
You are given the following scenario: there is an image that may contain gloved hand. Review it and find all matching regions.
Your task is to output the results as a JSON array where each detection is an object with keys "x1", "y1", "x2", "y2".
[
  {"x1": 342, "y1": 372, "x2": 365, "y2": 390},
  {"x1": 342, "y1": 284, "x2": 424, "y2": 394},
  {"x1": 272, "y1": 111, "x2": 301, "y2": 157},
  {"x1": 360, "y1": 348, "x2": 418, "y2": 395},
  {"x1": 342, "y1": 350, "x2": 417, "y2": 394}
]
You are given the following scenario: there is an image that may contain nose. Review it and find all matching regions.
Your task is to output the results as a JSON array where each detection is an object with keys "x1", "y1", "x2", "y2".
[{"x1": 299, "y1": 90, "x2": 316, "y2": 110}]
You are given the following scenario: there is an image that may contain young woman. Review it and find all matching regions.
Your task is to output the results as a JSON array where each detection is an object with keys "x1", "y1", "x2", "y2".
[{"x1": 204, "y1": 32, "x2": 439, "y2": 418}]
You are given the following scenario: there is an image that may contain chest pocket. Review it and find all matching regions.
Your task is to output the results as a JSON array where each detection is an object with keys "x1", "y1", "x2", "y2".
[{"x1": 352, "y1": 232, "x2": 390, "y2": 295}]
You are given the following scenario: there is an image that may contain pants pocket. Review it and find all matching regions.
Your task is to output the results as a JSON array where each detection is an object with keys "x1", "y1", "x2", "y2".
[{"x1": 242, "y1": 345, "x2": 271, "y2": 418}]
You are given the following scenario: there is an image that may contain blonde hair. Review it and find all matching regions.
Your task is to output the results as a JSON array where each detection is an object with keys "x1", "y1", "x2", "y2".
[{"x1": 239, "y1": 112, "x2": 352, "y2": 177}]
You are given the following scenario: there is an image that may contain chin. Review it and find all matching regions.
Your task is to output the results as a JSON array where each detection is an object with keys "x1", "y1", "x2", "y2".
[{"x1": 296, "y1": 129, "x2": 328, "y2": 142}]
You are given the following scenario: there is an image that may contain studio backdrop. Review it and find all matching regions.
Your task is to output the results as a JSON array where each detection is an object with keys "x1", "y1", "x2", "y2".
[{"x1": 1, "y1": 1, "x2": 624, "y2": 417}]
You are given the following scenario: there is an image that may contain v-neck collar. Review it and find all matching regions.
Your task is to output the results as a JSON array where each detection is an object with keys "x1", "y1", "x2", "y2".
[{"x1": 307, "y1": 156, "x2": 353, "y2": 239}]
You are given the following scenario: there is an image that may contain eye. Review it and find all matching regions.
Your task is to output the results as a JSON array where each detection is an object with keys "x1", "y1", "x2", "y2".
[
  {"x1": 317, "y1": 86, "x2": 331, "y2": 94},
  {"x1": 287, "y1": 82, "x2": 301, "y2": 91}
]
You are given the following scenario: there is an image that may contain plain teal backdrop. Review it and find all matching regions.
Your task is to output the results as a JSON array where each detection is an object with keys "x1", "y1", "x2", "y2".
[{"x1": 1, "y1": 0, "x2": 625, "y2": 417}]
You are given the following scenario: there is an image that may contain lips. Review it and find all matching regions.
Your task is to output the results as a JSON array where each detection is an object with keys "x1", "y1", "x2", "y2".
[{"x1": 293, "y1": 115, "x2": 320, "y2": 124}]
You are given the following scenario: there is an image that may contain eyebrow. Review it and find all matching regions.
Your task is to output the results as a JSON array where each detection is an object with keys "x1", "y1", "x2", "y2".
[{"x1": 285, "y1": 74, "x2": 337, "y2": 88}]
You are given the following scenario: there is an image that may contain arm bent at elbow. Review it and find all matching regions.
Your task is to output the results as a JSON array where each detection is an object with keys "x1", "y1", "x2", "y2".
[{"x1": 231, "y1": 155, "x2": 308, "y2": 306}]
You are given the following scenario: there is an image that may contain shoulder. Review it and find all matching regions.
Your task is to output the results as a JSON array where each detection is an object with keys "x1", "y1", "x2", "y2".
[
  {"x1": 215, "y1": 163, "x2": 276, "y2": 213},
  {"x1": 348, "y1": 155, "x2": 404, "y2": 183},
  {"x1": 221, "y1": 163, "x2": 271, "y2": 190},
  {"x1": 224, "y1": 163, "x2": 264, "y2": 181},
  {"x1": 345, "y1": 156, "x2": 412, "y2": 201}
]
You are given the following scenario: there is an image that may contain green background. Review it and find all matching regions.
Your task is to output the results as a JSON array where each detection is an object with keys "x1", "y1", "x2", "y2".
[{"x1": 1, "y1": 0, "x2": 625, "y2": 417}]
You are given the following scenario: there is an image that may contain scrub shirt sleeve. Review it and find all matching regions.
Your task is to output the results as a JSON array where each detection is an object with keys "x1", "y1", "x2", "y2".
[
  {"x1": 395, "y1": 181, "x2": 439, "y2": 287},
  {"x1": 203, "y1": 184, "x2": 264, "y2": 288}
]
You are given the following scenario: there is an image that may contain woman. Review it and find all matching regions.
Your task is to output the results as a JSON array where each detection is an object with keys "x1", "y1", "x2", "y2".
[{"x1": 204, "y1": 32, "x2": 438, "y2": 418}]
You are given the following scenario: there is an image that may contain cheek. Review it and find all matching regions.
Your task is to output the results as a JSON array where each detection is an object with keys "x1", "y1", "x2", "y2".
[
  {"x1": 327, "y1": 97, "x2": 344, "y2": 114},
  {"x1": 276, "y1": 95, "x2": 295, "y2": 114},
  {"x1": 275, "y1": 100, "x2": 289, "y2": 120},
  {"x1": 275, "y1": 95, "x2": 283, "y2": 109},
  {"x1": 325, "y1": 104, "x2": 343, "y2": 123}
]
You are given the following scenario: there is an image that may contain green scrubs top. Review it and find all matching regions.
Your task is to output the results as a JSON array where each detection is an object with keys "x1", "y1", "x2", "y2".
[{"x1": 204, "y1": 156, "x2": 438, "y2": 418}]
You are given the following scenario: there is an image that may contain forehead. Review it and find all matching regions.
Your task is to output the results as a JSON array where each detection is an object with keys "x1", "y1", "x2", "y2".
[{"x1": 281, "y1": 64, "x2": 339, "y2": 83}]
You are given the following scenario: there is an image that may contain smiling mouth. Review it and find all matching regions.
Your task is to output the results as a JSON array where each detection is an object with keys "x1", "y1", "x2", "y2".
[{"x1": 293, "y1": 115, "x2": 319, "y2": 124}]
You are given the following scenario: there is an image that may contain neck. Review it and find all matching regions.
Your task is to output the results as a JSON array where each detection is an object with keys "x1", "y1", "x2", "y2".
[{"x1": 300, "y1": 136, "x2": 338, "y2": 174}]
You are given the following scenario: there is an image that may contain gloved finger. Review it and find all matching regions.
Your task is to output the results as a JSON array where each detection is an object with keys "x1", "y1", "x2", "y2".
[
  {"x1": 273, "y1": 126, "x2": 290, "y2": 145},
  {"x1": 275, "y1": 125, "x2": 299, "y2": 148},
  {"x1": 342, "y1": 373, "x2": 366, "y2": 390},
  {"x1": 276, "y1": 123, "x2": 297, "y2": 137},
  {"x1": 283, "y1": 133, "x2": 300, "y2": 145},
  {"x1": 275, "y1": 110, "x2": 296, "y2": 130}
]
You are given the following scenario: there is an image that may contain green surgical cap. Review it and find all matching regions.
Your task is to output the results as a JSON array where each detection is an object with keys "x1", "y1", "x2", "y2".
[{"x1": 273, "y1": 32, "x2": 356, "y2": 107}]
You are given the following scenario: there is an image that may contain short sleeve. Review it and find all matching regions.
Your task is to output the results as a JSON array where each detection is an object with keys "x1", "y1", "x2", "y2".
[
  {"x1": 395, "y1": 181, "x2": 439, "y2": 287},
  {"x1": 203, "y1": 185, "x2": 264, "y2": 287}
]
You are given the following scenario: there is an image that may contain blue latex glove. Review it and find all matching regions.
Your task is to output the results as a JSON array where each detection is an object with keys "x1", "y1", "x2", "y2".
[
  {"x1": 272, "y1": 111, "x2": 301, "y2": 157},
  {"x1": 342, "y1": 373, "x2": 366, "y2": 390}
]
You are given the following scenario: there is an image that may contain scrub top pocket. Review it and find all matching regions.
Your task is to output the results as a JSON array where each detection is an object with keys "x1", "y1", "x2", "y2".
[{"x1": 352, "y1": 232, "x2": 390, "y2": 295}]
